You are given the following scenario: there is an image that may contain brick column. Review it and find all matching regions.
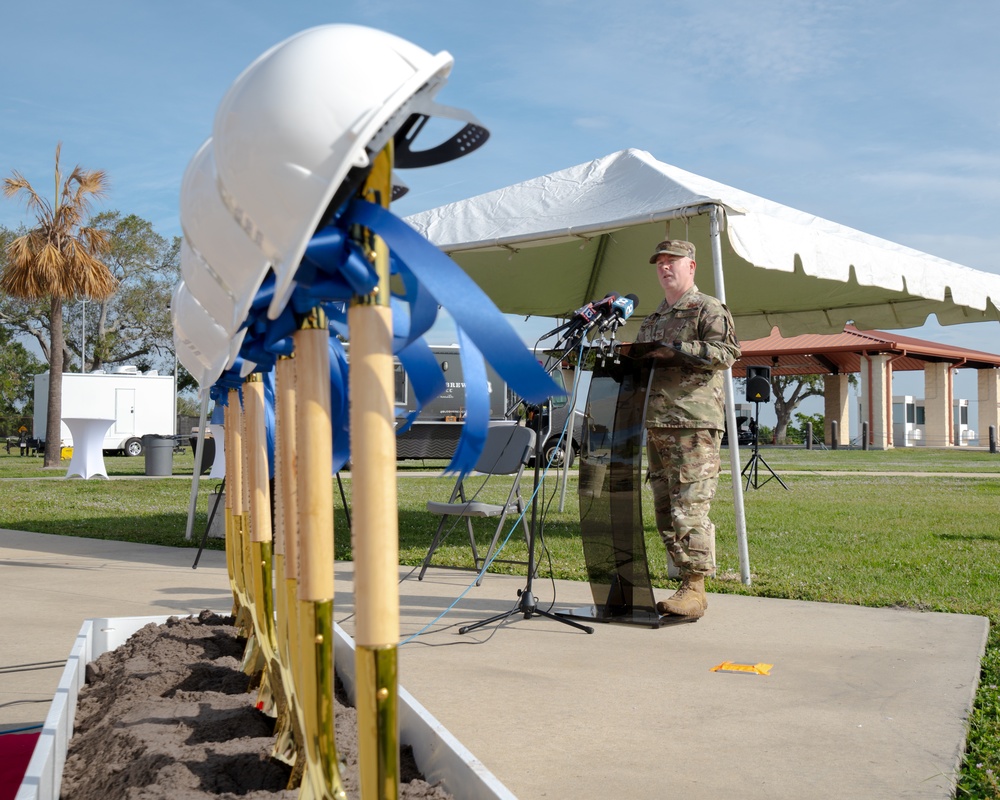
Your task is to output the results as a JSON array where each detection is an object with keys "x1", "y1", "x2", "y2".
[
  {"x1": 978, "y1": 368, "x2": 1000, "y2": 447},
  {"x1": 923, "y1": 362, "x2": 952, "y2": 447},
  {"x1": 859, "y1": 354, "x2": 892, "y2": 449}
]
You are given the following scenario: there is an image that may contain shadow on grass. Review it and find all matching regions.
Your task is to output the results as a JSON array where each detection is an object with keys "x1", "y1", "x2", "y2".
[
  {"x1": 0, "y1": 512, "x2": 224, "y2": 553},
  {"x1": 936, "y1": 531, "x2": 1000, "y2": 542}
]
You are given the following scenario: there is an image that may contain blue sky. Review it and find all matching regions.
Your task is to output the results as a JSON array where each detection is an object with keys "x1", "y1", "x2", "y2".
[{"x1": 3, "y1": 0, "x2": 1000, "y2": 425}]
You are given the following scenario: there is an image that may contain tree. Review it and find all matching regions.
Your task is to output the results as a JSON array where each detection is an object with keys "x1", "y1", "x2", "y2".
[
  {"x1": 79, "y1": 211, "x2": 179, "y2": 372},
  {"x1": 1, "y1": 144, "x2": 117, "y2": 467},
  {"x1": 0, "y1": 325, "x2": 44, "y2": 433},
  {"x1": 769, "y1": 374, "x2": 826, "y2": 444},
  {"x1": 1, "y1": 215, "x2": 181, "y2": 375},
  {"x1": 790, "y1": 412, "x2": 825, "y2": 445},
  {"x1": 0, "y1": 291, "x2": 59, "y2": 365}
]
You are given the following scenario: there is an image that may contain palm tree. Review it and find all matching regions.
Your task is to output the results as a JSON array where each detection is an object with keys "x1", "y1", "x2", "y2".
[{"x1": 1, "y1": 144, "x2": 117, "y2": 468}]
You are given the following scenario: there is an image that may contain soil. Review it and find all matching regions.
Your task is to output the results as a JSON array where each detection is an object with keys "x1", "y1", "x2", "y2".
[{"x1": 60, "y1": 611, "x2": 452, "y2": 800}]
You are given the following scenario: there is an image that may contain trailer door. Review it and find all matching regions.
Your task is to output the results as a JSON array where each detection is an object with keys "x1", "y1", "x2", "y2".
[{"x1": 115, "y1": 388, "x2": 136, "y2": 436}]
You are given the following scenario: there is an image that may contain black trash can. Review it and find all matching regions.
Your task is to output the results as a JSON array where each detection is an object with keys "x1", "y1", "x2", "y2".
[
  {"x1": 189, "y1": 435, "x2": 216, "y2": 475},
  {"x1": 142, "y1": 434, "x2": 174, "y2": 476}
]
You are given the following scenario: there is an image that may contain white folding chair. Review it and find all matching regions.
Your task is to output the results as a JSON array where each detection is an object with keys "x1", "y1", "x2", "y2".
[{"x1": 419, "y1": 423, "x2": 535, "y2": 585}]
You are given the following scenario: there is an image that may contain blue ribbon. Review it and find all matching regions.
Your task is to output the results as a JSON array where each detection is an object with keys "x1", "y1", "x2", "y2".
[
  {"x1": 209, "y1": 358, "x2": 248, "y2": 407},
  {"x1": 328, "y1": 335, "x2": 351, "y2": 473},
  {"x1": 340, "y1": 200, "x2": 562, "y2": 472},
  {"x1": 206, "y1": 366, "x2": 275, "y2": 479},
  {"x1": 261, "y1": 368, "x2": 276, "y2": 479},
  {"x1": 344, "y1": 199, "x2": 558, "y2": 407},
  {"x1": 213, "y1": 198, "x2": 563, "y2": 476}
]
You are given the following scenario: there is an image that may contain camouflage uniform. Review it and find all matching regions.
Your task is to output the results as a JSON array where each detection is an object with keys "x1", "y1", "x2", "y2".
[{"x1": 635, "y1": 285, "x2": 740, "y2": 577}]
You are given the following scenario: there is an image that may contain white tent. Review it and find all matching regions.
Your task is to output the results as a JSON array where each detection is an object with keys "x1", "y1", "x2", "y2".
[
  {"x1": 407, "y1": 148, "x2": 1000, "y2": 340},
  {"x1": 406, "y1": 149, "x2": 1000, "y2": 585}
]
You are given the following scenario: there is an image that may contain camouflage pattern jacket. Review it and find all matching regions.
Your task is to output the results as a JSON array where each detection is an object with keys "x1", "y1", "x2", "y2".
[{"x1": 634, "y1": 286, "x2": 741, "y2": 430}]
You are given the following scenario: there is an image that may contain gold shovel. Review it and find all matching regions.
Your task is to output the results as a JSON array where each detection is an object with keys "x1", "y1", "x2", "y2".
[
  {"x1": 295, "y1": 308, "x2": 347, "y2": 800},
  {"x1": 221, "y1": 400, "x2": 243, "y2": 622},
  {"x1": 244, "y1": 373, "x2": 293, "y2": 742},
  {"x1": 225, "y1": 393, "x2": 255, "y2": 643},
  {"x1": 231, "y1": 388, "x2": 268, "y2": 699},
  {"x1": 272, "y1": 354, "x2": 308, "y2": 778},
  {"x1": 349, "y1": 143, "x2": 400, "y2": 800}
]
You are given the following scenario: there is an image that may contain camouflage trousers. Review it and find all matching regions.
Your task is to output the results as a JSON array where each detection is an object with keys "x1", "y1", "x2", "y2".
[{"x1": 646, "y1": 427, "x2": 722, "y2": 577}]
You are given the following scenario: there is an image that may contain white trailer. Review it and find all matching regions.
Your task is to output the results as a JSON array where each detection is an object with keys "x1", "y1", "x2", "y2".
[{"x1": 33, "y1": 366, "x2": 176, "y2": 456}]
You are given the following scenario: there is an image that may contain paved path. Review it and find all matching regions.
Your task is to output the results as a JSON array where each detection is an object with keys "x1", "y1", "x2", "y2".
[{"x1": 1, "y1": 528, "x2": 989, "y2": 799}]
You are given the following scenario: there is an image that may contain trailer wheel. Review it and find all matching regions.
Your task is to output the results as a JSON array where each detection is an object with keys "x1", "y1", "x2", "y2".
[
  {"x1": 124, "y1": 437, "x2": 144, "y2": 457},
  {"x1": 542, "y1": 437, "x2": 575, "y2": 469}
]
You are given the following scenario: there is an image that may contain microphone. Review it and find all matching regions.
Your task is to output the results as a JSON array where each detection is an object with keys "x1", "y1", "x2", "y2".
[
  {"x1": 573, "y1": 301, "x2": 601, "y2": 327},
  {"x1": 556, "y1": 294, "x2": 617, "y2": 344},
  {"x1": 539, "y1": 299, "x2": 596, "y2": 340},
  {"x1": 611, "y1": 293, "x2": 637, "y2": 322},
  {"x1": 599, "y1": 293, "x2": 638, "y2": 332}
]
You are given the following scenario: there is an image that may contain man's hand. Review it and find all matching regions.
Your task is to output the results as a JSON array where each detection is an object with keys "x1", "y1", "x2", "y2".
[
  {"x1": 646, "y1": 344, "x2": 678, "y2": 361},
  {"x1": 617, "y1": 341, "x2": 676, "y2": 360}
]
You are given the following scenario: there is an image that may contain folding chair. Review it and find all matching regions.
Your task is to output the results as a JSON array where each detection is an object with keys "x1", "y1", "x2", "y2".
[{"x1": 419, "y1": 422, "x2": 535, "y2": 584}]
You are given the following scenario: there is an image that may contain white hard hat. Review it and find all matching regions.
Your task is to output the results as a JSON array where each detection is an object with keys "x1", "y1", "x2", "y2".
[
  {"x1": 179, "y1": 139, "x2": 271, "y2": 335},
  {"x1": 171, "y1": 279, "x2": 239, "y2": 387},
  {"x1": 210, "y1": 24, "x2": 488, "y2": 319}
]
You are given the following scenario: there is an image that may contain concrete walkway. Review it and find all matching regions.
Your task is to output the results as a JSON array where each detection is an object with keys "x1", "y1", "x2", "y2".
[{"x1": 0, "y1": 528, "x2": 989, "y2": 799}]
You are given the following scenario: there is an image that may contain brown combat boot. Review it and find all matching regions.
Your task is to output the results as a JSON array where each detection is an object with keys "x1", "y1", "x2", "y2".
[{"x1": 656, "y1": 575, "x2": 708, "y2": 618}]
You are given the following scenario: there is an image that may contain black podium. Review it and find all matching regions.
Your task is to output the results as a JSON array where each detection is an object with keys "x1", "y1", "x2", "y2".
[{"x1": 557, "y1": 351, "x2": 694, "y2": 629}]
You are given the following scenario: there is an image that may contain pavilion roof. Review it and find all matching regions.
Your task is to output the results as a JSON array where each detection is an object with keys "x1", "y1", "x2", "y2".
[{"x1": 734, "y1": 325, "x2": 1000, "y2": 377}]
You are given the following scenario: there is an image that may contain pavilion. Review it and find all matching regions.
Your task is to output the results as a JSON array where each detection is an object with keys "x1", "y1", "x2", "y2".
[{"x1": 734, "y1": 325, "x2": 1000, "y2": 449}]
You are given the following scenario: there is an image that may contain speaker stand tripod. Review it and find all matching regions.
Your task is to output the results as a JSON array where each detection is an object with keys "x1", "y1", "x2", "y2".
[
  {"x1": 459, "y1": 403, "x2": 594, "y2": 636},
  {"x1": 740, "y1": 402, "x2": 788, "y2": 491}
]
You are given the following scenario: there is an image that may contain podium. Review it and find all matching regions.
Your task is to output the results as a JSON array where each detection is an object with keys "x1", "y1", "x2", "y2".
[
  {"x1": 63, "y1": 417, "x2": 115, "y2": 479},
  {"x1": 557, "y1": 349, "x2": 693, "y2": 628}
]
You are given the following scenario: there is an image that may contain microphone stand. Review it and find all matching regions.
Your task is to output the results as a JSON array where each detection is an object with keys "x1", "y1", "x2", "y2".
[{"x1": 459, "y1": 328, "x2": 596, "y2": 636}]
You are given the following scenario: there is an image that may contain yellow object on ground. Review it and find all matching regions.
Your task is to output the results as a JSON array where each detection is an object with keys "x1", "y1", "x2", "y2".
[{"x1": 711, "y1": 661, "x2": 773, "y2": 675}]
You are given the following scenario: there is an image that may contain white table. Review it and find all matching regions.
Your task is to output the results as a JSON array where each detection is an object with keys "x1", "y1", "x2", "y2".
[
  {"x1": 208, "y1": 423, "x2": 226, "y2": 479},
  {"x1": 63, "y1": 417, "x2": 116, "y2": 479}
]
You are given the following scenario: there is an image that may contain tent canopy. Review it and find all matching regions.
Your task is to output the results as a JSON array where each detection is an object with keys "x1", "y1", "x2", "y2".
[{"x1": 406, "y1": 149, "x2": 1000, "y2": 340}]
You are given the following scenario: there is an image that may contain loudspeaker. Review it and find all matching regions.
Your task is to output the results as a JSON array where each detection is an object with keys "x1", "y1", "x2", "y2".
[{"x1": 746, "y1": 366, "x2": 771, "y2": 403}]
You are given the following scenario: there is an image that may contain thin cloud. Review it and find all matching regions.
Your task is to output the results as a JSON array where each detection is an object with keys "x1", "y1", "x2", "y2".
[{"x1": 859, "y1": 165, "x2": 1000, "y2": 204}]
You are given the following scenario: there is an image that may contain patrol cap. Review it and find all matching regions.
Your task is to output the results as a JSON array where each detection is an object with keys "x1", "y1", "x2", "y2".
[{"x1": 649, "y1": 239, "x2": 696, "y2": 264}]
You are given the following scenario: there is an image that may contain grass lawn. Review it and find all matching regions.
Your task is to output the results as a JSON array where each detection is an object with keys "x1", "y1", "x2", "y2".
[{"x1": 1, "y1": 445, "x2": 999, "y2": 796}]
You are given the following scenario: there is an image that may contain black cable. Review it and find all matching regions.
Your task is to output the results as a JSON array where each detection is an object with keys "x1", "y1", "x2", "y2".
[
  {"x1": 338, "y1": 568, "x2": 519, "y2": 648},
  {"x1": 337, "y1": 431, "x2": 536, "y2": 640},
  {"x1": 192, "y1": 479, "x2": 226, "y2": 569},
  {"x1": 534, "y1": 465, "x2": 563, "y2": 614},
  {"x1": 0, "y1": 699, "x2": 52, "y2": 709},
  {"x1": 404, "y1": 609, "x2": 517, "y2": 648},
  {"x1": 0, "y1": 660, "x2": 65, "y2": 675},
  {"x1": 521, "y1": 342, "x2": 577, "y2": 616}
]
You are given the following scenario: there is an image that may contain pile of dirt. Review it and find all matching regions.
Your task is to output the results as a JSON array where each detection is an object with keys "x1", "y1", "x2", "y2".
[{"x1": 60, "y1": 611, "x2": 451, "y2": 800}]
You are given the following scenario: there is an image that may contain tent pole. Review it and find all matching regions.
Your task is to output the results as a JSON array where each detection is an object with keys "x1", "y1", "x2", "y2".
[
  {"x1": 708, "y1": 205, "x2": 752, "y2": 586},
  {"x1": 184, "y1": 389, "x2": 211, "y2": 541}
]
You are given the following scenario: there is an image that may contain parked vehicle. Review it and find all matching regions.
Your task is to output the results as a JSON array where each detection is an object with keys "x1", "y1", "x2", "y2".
[
  {"x1": 33, "y1": 367, "x2": 176, "y2": 456},
  {"x1": 390, "y1": 345, "x2": 515, "y2": 460},
  {"x1": 721, "y1": 415, "x2": 755, "y2": 447},
  {"x1": 389, "y1": 344, "x2": 583, "y2": 465},
  {"x1": 525, "y1": 387, "x2": 583, "y2": 468}
]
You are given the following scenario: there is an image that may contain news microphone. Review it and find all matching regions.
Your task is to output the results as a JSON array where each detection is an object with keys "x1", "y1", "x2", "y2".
[
  {"x1": 598, "y1": 293, "x2": 638, "y2": 332},
  {"x1": 573, "y1": 301, "x2": 600, "y2": 325},
  {"x1": 611, "y1": 293, "x2": 637, "y2": 322},
  {"x1": 555, "y1": 294, "x2": 614, "y2": 344}
]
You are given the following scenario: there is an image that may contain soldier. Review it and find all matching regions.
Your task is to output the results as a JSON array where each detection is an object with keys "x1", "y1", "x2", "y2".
[{"x1": 634, "y1": 239, "x2": 741, "y2": 618}]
